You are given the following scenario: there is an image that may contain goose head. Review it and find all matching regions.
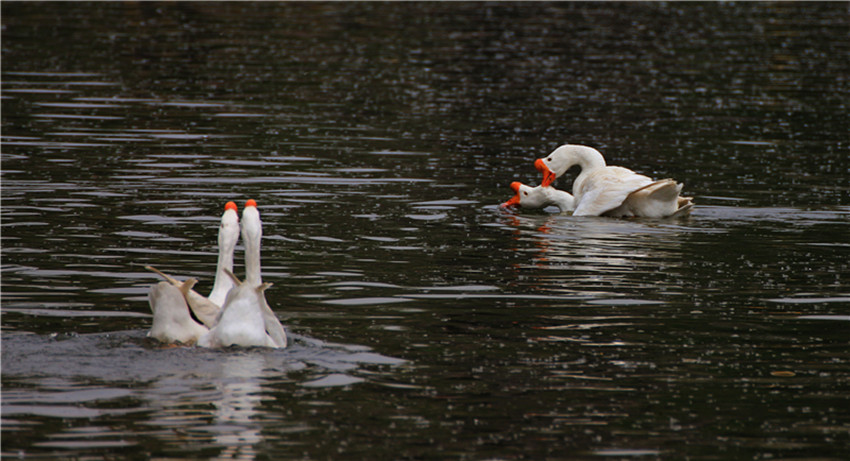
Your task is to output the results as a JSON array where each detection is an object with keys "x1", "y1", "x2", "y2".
[
  {"x1": 242, "y1": 199, "x2": 262, "y2": 244},
  {"x1": 534, "y1": 144, "x2": 606, "y2": 187},
  {"x1": 501, "y1": 181, "x2": 575, "y2": 212},
  {"x1": 502, "y1": 181, "x2": 541, "y2": 209},
  {"x1": 219, "y1": 201, "x2": 240, "y2": 250}
]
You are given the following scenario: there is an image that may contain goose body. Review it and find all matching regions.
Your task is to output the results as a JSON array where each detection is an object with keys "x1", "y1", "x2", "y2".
[
  {"x1": 198, "y1": 273, "x2": 278, "y2": 348},
  {"x1": 148, "y1": 280, "x2": 209, "y2": 344},
  {"x1": 145, "y1": 266, "x2": 220, "y2": 328},
  {"x1": 501, "y1": 181, "x2": 575, "y2": 213},
  {"x1": 534, "y1": 144, "x2": 693, "y2": 218}
]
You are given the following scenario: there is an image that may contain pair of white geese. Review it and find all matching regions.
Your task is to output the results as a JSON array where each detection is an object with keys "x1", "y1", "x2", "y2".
[
  {"x1": 502, "y1": 144, "x2": 693, "y2": 218},
  {"x1": 146, "y1": 199, "x2": 287, "y2": 348}
]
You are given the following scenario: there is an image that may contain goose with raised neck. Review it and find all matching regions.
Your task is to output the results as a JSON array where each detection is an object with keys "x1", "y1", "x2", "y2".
[
  {"x1": 208, "y1": 201, "x2": 240, "y2": 306},
  {"x1": 199, "y1": 199, "x2": 287, "y2": 348},
  {"x1": 145, "y1": 201, "x2": 241, "y2": 326}
]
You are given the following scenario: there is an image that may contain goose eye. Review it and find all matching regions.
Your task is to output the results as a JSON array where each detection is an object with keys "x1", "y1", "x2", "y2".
[
  {"x1": 522, "y1": 191, "x2": 528, "y2": 196},
  {"x1": 547, "y1": 157, "x2": 553, "y2": 162}
]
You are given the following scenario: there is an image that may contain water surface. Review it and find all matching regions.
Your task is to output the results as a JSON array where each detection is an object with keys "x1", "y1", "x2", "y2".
[{"x1": 2, "y1": 3, "x2": 849, "y2": 459}]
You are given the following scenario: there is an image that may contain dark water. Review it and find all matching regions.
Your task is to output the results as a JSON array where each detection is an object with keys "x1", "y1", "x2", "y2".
[{"x1": 2, "y1": 2, "x2": 849, "y2": 459}]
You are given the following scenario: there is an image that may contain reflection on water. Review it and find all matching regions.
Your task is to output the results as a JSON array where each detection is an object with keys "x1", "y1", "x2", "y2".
[
  {"x1": 502, "y1": 213, "x2": 693, "y2": 300},
  {"x1": 3, "y1": 2, "x2": 850, "y2": 459},
  {"x1": 2, "y1": 331, "x2": 404, "y2": 457},
  {"x1": 211, "y1": 355, "x2": 265, "y2": 460}
]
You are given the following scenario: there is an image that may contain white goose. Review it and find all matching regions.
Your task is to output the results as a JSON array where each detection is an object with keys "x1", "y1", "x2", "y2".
[
  {"x1": 198, "y1": 199, "x2": 287, "y2": 348},
  {"x1": 146, "y1": 201, "x2": 240, "y2": 327},
  {"x1": 148, "y1": 280, "x2": 209, "y2": 344},
  {"x1": 501, "y1": 181, "x2": 575, "y2": 213},
  {"x1": 534, "y1": 144, "x2": 693, "y2": 218}
]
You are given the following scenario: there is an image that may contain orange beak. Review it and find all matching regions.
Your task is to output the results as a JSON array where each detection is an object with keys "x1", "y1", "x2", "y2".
[
  {"x1": 500, "y1": 181, "x2": 523, "y2": 208},
  {"x1": 534, "y1": 158, "x2": 557, "y2": 187}
]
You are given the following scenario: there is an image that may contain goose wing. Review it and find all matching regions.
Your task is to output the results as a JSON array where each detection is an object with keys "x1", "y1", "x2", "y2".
[
  {"x1": 146, "y1": 265, "x2": 221, "y2": 328},
  {"x1": 573, "y1": 167, "x2": 653, "y2": 216}
]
